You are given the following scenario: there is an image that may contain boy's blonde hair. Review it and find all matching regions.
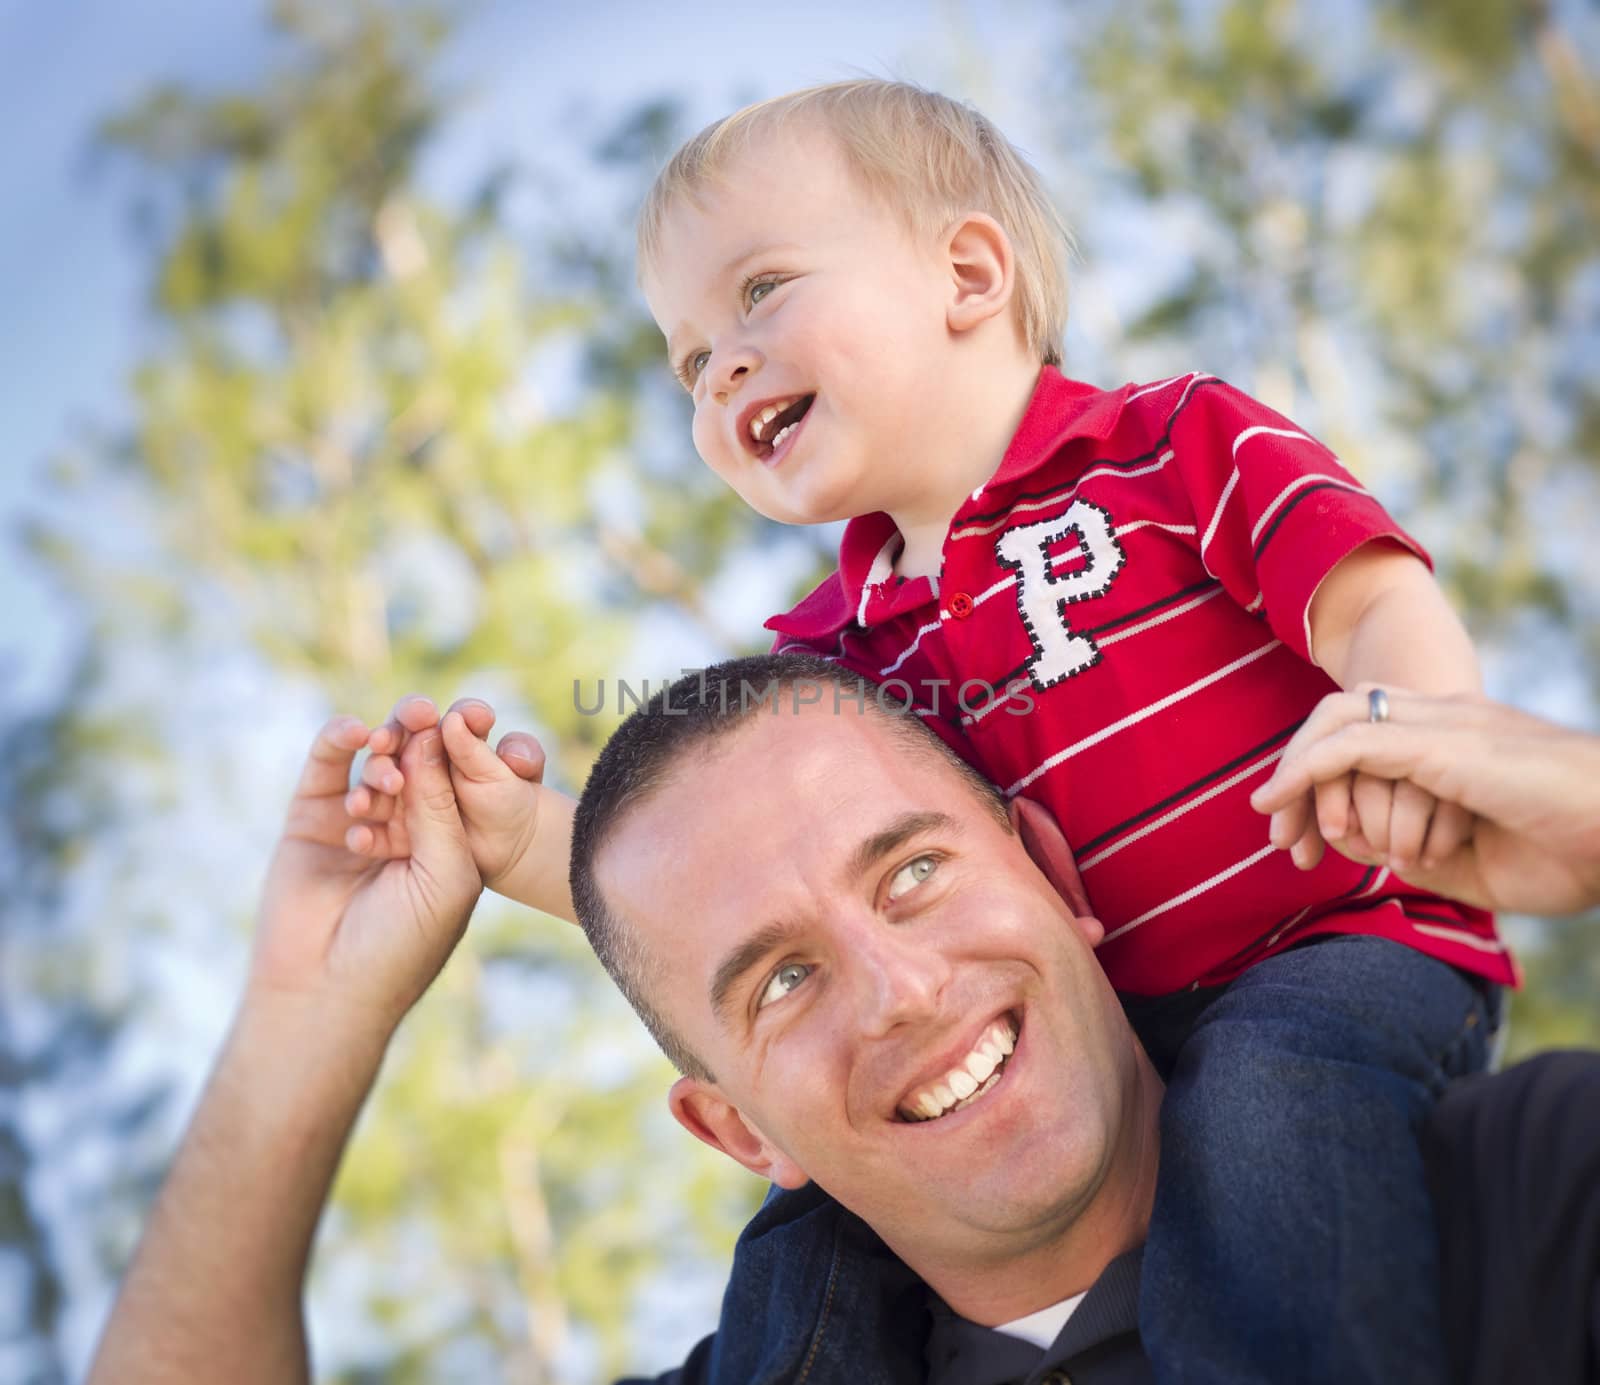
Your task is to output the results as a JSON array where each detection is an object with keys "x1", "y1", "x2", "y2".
[{"x1": 638, "y1": 79, "x2": 1073, "y2": 366}]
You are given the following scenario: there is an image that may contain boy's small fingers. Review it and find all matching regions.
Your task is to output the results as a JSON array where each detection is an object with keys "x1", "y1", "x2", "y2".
[
  {"x1": 393, "y1": 695, "x2": 440, "y2": 732},
  {"x1": 1421, "y1": 800, "x2": 1474, "y2": 869},
  {"x1": 497, "y1": 731, "x2": 547, "y2": 782},
  {"x1": 1267, "y1": 801, "x2": 1305, "y2": 849},
  {"x1": 440, "y1": 710, "x2": 507, "y2": 775},
  {"x1": 1289, "y1": 826, "x2": 1326, "y2": 872},
  {"x1": 361, "y1": 754, "x2": 403, "y2": 795},
  {"x1": 1350, "y1": 773, "x2": 1394, "y2": 856},
  {"x1": 447, "y1": 698, "x2": 496, "y2": 739},
  {"x1": 347, "y1": 787, "x2": 397, "y2": 825},
  {"x1": 1314, "y1": 773, "x2": 1353, "y2": 841},
  {"x1": 345, "y1": 823, "x2": 374, "y2": 855},
  {"x1": 1386, "y1": 782, "x2": 1434, "y2": 870}
]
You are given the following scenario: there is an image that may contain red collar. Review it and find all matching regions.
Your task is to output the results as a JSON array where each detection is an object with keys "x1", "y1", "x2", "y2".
[{"x1": 765, "y1": 367, "x2": 1116, "y2": 640}]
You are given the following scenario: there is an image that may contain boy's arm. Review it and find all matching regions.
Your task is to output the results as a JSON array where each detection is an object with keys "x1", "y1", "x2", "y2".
[
  {"x1": 1274, "y1": 542, "x2": 1481, "y2": 871},
  {"x1": 1306, "y1": 542, "x2": 1481, "y2": 695},
  {"x1": 459, "y1": 729, "x2": 578, "y2": 922}
]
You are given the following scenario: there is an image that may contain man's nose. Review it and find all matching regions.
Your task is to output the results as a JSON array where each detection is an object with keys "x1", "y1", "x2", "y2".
[
  {"x1": 709, "y1": 343, "x2": 762, "y2": 404},
  {"x1": 849, "y1": 925, "x2": 953, "y2": 1036}
]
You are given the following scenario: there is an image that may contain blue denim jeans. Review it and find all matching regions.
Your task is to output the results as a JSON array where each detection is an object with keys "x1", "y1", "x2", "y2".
[{"x1": 1122, "y1": 935, "x2": 1501, "y2": 1385}]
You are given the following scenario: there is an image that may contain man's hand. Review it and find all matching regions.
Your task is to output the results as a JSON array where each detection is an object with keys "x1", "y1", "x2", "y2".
[
  {"x1": 352, "y1": 694, "x2": 578, "y2": 922},
  {"x1": 1252, "y1": 690, "x2": 1600, "y2": 915},
  {"x1": 251, "y1": 713, "x2": 483, "y2": 1030},
  {"x1": 89, "y1": 714, "x2": 486, "y2": 1385},
  {"x1": 1261, "y1": 685, "x2": 1475, "y2": 877}
]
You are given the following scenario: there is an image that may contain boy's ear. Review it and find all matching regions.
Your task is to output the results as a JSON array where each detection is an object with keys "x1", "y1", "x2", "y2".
[
  {"x1": 944, "y1": 212, "x2": 1016, "y2": 336},
  {"x1": 668, "y1": 1077, "x2": 810, "y2": 1190},
  {"x1": 1009, "y1": 797, "x2": 1102, "y2": 944}
]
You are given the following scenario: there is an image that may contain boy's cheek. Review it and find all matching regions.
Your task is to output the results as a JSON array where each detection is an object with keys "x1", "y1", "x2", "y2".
[{"x1": 690, "y1": 413, "x2": 736, "y2": 477}]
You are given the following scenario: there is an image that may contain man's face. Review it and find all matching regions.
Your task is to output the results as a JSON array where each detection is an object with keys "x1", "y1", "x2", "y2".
[
  {"x1": 595, "y1": 705, "x2": 1143, "y2": 1274},
  {"x1": 642, "y1": 124, "x2": 955, "y2": 527}
]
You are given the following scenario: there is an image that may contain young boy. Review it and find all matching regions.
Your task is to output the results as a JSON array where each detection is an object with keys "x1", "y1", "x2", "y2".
[{"x1": 353, "y1": 81, "x2": 1511, "y2": 1382}]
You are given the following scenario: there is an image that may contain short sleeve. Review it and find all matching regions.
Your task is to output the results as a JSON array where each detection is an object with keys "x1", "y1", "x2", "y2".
[{"x1": 1169, "y1": 381, "x2": 1429, "y2": 662}]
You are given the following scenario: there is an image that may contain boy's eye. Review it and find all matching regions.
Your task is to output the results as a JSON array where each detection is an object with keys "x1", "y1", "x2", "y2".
[
  {"x1": 677, "y1": 349, "x2": 710, "y2": 389},
  {"x1": 887, "y1": 855, "x2": 939, "y2": 901},
  {"x1": 757, "y1": 961, "x2": 811, "y2": 1010},
  {"x1": 748, "y1": 279, "x2": 776, "y2": 306}
]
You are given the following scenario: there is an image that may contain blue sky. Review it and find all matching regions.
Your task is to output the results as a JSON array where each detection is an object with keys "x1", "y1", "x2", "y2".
[{"x1": 0, "y1": 0, "x2": 1079, "y2": 713}]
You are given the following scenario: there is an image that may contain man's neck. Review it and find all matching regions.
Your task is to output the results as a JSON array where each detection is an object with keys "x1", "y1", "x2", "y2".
[
  {"x1": 889, "y1": 356, "x2": 1044, "y2": 582},
  {"x1": 895, "y1": 1044, "x2": 1164, "y2": 1327}
]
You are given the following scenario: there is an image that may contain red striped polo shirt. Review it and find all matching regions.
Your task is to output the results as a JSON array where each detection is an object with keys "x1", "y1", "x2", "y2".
[{"x1": 766, "y1": 368, "x2": 1514, "y2": 995}]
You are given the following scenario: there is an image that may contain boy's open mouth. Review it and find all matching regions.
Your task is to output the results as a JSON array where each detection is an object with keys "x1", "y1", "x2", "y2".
[{"x1": 744, "y1": 394, "x2": 815, "y2": 459}]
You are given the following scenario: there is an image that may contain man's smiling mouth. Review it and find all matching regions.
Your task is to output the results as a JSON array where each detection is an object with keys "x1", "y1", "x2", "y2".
[{"x1": 896, "y1": 1014, "x2": 1018, "y2": 1123}]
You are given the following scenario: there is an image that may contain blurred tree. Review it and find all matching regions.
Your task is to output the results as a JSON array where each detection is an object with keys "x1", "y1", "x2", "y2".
[
  {"x1": 38, "y1": 2, "x2": 770, "y2": 1379},
  {"x1": 1054, "y1": 0, "x2": 1600, "y2": 1050},
  {"x1": 0, "y1": 649, "x2": 180, "y2": 1385},
  {"x1": 1060, "y1": 0, "x2": 1597, "y2": 639}
]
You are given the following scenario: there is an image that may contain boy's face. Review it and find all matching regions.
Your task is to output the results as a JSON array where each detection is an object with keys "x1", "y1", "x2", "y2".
[{"x1": 643, "y1": 124, "x2": 957, "y2": 526}]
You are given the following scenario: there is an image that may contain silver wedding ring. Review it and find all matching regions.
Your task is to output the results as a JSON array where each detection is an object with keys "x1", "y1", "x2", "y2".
[{"x1": 1368, "y1": 687, "x2": 1391, "y2": 724}]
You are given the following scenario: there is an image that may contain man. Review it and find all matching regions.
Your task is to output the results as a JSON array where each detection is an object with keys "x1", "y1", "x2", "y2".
[{"x1": 89, "y1": 658, "x2": 1600, "y2": 1383}]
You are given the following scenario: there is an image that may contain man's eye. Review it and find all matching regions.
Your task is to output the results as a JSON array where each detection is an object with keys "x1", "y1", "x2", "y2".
[
  {"x1": 757, "y1": 961, "x2": 811, "y2": 1010},
  {"x1": 888, "y1": 855, "x2": 939, "y2": 901}
]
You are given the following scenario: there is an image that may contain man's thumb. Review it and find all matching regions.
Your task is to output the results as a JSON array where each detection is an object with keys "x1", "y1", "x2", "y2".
[{"x1": 401, "y1": 729, "x2": 471, "y2": 846}]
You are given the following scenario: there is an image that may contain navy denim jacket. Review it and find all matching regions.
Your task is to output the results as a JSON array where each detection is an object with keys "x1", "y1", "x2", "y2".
[{"x1": 619, "y1": 1182, "x2": 1148, "y2": 1385}]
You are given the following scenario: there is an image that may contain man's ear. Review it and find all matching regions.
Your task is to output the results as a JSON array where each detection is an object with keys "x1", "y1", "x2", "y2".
[
  {"x1": 944, "y1": 213, "x2": 1015, "y2": 336},
  {"x1": 1009, "y1": 797, "x2": 1102, "y2": 943},
  {"x1": 668, "y1": 1077, "x2": 810, "y2": 1190}
]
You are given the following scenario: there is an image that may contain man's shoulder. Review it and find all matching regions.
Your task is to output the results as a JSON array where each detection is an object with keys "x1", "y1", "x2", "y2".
[{"x1": 1427, "y1": 1051, "x2": 1600, "y2": 1385}]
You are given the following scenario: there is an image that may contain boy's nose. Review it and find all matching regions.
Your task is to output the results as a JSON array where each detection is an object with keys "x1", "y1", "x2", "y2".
[{"x1": 710, "y1": 345, "x2": 762, "y2": 403}]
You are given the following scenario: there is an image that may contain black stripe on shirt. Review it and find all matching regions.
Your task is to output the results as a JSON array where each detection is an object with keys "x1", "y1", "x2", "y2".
[
  {"x1": 1252, "y1": 481, "x2": 1353, "y2": 561},
  {"x1": 1074, "y1": 719, "x2": 1304, "y2": 855},
  {"x1": 1204, "y1": 868, "x2": 1384, "y2": 974}
]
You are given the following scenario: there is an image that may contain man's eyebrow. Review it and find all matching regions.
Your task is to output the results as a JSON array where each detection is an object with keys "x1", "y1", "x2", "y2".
[
  {"x1": 709, "y1": 919, "x2": 801, "y2": 1026},
  {"x1": 847, "y1": 811, "x2": 957, "y2": 882}
]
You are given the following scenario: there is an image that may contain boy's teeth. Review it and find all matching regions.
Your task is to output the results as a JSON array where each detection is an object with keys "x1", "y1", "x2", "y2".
[
  {"x1": 899, "y1": 1018, "x2": 1019, "y2": 1123},
  {"x1": 771, "y1": 423, "x2": 794, "y2": 449},
  {"x1": 749, "y1": 396, "x2": 801, "y2": 442}
]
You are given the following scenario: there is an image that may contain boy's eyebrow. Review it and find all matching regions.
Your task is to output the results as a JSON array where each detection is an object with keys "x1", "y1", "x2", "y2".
[
  {"x1": 663, "y1": 241, "x2": 802, "y2": 362},
  {"x1": 706, "y1": 810, "x2": 956, "y2": 1025}
]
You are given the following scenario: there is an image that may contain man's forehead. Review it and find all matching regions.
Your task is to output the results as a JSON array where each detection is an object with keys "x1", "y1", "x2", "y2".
[{"x1": 600, "y1": 710, "x2": 959, "y2": 883}]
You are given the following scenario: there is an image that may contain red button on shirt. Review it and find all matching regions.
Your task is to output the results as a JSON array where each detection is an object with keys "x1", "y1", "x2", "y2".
[{"x1": 947, "y1": 592, "x2": 975, "y2": 619}]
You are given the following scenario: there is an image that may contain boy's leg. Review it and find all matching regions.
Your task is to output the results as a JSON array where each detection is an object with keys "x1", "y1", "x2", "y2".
[{"x1": 1136, "y1": 935, "x2": 1499, "y2": 1385}]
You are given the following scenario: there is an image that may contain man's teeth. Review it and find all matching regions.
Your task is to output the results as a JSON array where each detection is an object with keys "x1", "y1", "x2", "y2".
[
  {"x1": 900, "y1": 1018, "x2": 1017, "y2": 1123},
  {"x1": 749, "y1": 397, "x2": 803, "y2": 443}
]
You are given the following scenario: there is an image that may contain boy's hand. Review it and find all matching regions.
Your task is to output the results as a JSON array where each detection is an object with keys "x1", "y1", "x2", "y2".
[
  {"x1": 1260, "y1": 685, "x2": 1474, "y2": 879},
  {"x1": 351, "y1": 694, "x2": 573, "y2": 916}
]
